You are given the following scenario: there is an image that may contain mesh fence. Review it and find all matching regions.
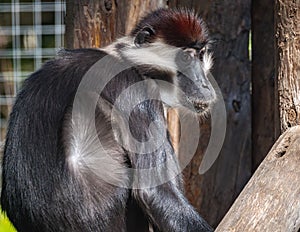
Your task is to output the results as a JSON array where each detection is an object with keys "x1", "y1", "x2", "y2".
[{"x1": 0, "y1": 0, "x2": 66, "y2": 141}]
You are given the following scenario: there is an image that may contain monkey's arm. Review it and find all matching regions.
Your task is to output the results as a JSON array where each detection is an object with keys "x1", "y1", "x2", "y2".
[
  {"x1": 125, "y1": 101, "x2": 213, "y2": 232},
  {"x1": 130, "y1": 145, "x2": 213, "y2": 232},
  {"x1": 136, "y1": 183, "x2": 213, "y2": 232}
]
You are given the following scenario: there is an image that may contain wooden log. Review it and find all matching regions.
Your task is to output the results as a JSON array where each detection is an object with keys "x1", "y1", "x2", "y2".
[{"x1": 215, "y1": 125, "x2": 300, "y2": 232}]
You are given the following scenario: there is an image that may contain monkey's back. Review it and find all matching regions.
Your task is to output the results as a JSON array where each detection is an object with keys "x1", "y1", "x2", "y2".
[{"x1": 1, "y1": 49, "x2": 130, "y2": 232}]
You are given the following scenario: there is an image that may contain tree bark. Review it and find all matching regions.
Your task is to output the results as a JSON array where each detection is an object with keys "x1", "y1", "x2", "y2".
[
  {"x1": 275, "y1": 0, "x2": 300, "y2": 133},
  {"x1": 252, "y1": 0, "x2": 277, "y2": 172},
  {"x1": 65, "y1": 0, "x2": 165, "y2": 49},
  {"x1": 215, "y1": 125, "x2": 300, "y2": 232},
  {"x1": 65, "y1": 0, "x2": 118, "y2": 48}
]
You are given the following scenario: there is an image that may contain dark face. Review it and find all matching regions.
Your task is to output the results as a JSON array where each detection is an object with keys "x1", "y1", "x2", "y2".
[
  {"x1": 174, "y1": 48, "x2": 216, "y2": 113},
  {"x1": 148, "y1": 47, "x2": 215, "y2": 114}
]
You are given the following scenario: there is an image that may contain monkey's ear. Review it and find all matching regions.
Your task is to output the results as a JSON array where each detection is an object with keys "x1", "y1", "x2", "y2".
[{"x1": 134, "y1": 26, "x2": 155, "y2": 47}]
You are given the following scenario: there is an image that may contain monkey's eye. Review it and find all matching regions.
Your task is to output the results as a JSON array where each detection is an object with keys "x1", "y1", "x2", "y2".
[
  {"x1": 182, "y1": 51, "x2": 193, "y2": 62},
  {"x1": 182, "y1": 48, "x2": 196, "y2": 61},
  {"x1": 134, "y1": 26, "x2": 155, "y2": 47}
]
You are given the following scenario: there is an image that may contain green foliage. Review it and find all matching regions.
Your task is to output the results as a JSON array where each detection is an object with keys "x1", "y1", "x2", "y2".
[{"x1": 0, "y1": 212, "x2": 16, "y2": 232}]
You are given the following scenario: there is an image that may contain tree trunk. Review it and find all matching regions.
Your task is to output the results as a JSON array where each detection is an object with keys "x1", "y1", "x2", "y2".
[
  {"x1": 66, "y1": 0, "x2": 117, "y2": 48},
  {"x1": 252, "y1": 0, "x2": 277, "y2": 172},
  {"x1": 215, "y1": 2, "x2": 300, "y2": 230},
  {"x1": 275, "y1": 0, "x2": 300, "y2": 133},
  {"x1": 65, "y1": 0, "x2": 164, "y2": 49},
  {"x1": 215, "y1": 125, "x2": 300, "y2": 232}
]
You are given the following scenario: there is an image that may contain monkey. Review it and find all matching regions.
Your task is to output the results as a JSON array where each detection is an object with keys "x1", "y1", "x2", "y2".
[{"x1": 1, "y1": 8, "x2": 215, "y2": 232}]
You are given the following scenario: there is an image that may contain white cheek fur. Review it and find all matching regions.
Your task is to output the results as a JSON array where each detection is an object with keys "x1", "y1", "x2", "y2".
[
  {"x1": 119, "y1": 40, "x2": 179, "y2": 73},
  {"x1": 102, "y1": 37, "x2": 213, "y2": 75}
]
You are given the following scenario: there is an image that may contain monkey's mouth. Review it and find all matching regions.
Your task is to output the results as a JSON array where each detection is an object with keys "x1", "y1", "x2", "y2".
[{"x1": 192, "y1": 101, "x2": 210, "y2": 114}]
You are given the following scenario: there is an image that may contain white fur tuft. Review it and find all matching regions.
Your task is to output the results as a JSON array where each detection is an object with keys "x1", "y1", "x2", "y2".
[
  {"x1": 63, "y1": 93, "x2": 128, "y2": 187},
  {"x1": 202, "y1": 52, "x2": 213, "y2": 73},
  {"x1": 120, "y1": 40, "x2": 179, "y2": 73}
]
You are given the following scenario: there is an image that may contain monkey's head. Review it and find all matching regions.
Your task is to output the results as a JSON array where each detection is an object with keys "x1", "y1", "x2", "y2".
[{"x1": 119, "y1": 8, "x2": 216, "y2": 115}]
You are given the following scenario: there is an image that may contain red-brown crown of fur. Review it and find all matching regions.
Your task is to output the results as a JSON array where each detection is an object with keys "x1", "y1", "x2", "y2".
[{"x1": 131, "y1": 8, "x2": 208, "y2": 48}]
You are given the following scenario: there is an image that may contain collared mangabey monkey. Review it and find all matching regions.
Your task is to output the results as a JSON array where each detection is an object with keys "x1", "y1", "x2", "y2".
[{"x1": 1, "y1": 8, "x2": 215, "y2": 232}]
